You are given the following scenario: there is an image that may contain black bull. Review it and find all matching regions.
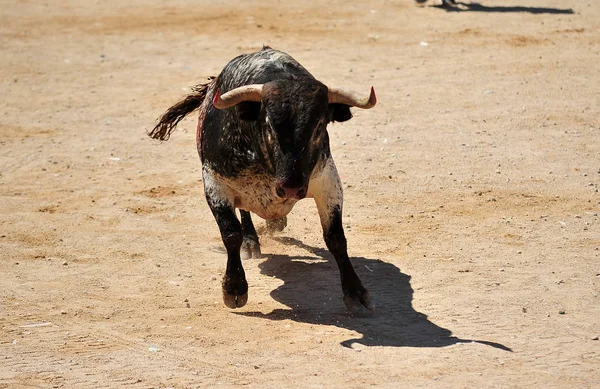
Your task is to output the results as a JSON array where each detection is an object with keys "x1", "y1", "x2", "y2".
[{"x1": 149, "y1": 47, "x2": 377, "y2": 312}]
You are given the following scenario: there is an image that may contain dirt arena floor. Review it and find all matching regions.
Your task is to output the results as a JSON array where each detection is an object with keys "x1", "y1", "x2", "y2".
[{"x1": 1, "y1": 0, "x2": 599, "y2": 387}]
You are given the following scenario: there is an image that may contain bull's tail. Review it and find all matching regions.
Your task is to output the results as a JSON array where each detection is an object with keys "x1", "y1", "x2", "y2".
[{"x1": 148, "y1": 78, "x2": 214, "y2": 141}]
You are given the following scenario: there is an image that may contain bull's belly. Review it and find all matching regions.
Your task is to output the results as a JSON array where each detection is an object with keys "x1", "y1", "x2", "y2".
[{"x1": 203, "y1": 167, "x2": 301, "y2": 220}]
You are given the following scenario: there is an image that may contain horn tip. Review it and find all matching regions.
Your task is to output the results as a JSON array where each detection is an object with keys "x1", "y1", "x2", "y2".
[{"x1": 370, "y1": 86, "x2": 377, "y2": 106}]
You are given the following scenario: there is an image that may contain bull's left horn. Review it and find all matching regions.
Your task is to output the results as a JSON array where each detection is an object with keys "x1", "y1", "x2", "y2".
[
  {"x1": 213, "y1": 84, "x2": 264, "y2": 109},
  {"x1": 328, "y1": 86, "x2": 377, "y2": 109}
]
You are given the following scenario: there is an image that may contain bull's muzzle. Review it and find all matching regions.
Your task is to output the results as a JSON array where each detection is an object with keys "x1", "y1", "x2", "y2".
[{"x1": 275, "y1": 181, "x2": 307, "y2": 200}]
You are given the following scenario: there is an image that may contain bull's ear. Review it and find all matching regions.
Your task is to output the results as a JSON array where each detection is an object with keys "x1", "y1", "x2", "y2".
[
  {"x1": 328, "y1": 104, "x2": 353, "y2": 123},
  {"x1": 236, "y1": 102, "x2": 261, "y2": 122}
]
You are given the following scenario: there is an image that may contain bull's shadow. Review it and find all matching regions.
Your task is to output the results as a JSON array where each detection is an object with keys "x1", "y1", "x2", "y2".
[
  {"x1": 434, "y1": 1, "x2": 574, "y2": 14},
  {"x1": 236, "y1": 237, "x2": 511, "y2": 350}
]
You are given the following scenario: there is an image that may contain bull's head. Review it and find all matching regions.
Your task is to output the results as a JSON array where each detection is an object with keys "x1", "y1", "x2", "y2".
[{"x1": 212, "y1": 80, "x2": 376, "y2": 199}]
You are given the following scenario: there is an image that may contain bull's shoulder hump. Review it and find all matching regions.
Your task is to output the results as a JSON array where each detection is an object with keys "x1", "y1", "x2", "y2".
[
  {"x1": 219, "y1": 49, "x2": 313, "y2": 86},
  {"x1": 242, "y1": 47, "x2": 294, "y2": 62},
  {"x1": 230, "y1": 49, "x2": 296, "y2": 70}
]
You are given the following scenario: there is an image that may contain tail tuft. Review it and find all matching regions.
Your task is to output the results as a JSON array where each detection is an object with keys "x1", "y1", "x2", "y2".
[{"x1": 148, "y1": 79, "x2": 214, "y2": 141}]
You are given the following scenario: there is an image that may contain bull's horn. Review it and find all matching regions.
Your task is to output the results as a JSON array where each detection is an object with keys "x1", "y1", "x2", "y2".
[
  {"x1": 212, "y1": 84, "x2": 264, "y2": 109},
  {"x1": 328, "y1": 86, "x2": 377, "y2": 109}
]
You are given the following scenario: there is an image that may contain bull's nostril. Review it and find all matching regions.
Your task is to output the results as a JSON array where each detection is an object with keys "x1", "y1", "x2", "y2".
[
  {"x1": 296, "y1": 187, "x2": 307, "y2": 199},
  {"x1": 276, "y1": 186, "x2": 286, "y2": 198}
]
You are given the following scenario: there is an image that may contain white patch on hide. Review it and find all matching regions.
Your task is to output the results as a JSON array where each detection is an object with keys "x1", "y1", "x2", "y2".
[
  {"x1": 307, "y1": 157, "x2": 343, "y2": 231},
  {"x1": 203, "y1": 165, "x2": 299, "y2": 220}
]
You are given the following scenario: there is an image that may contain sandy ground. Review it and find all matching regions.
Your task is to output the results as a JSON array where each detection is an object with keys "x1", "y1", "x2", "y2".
[{"x1": 1, "y1": 0, "x2": 599, "y2": 387}]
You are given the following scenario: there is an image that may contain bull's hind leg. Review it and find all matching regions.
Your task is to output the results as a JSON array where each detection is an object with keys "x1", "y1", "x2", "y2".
[
  {"x1": 240, "y1": 210, "x2": 261, "y2": 259},
  {"x1": 311, "y1": 160, "x2": 373, "y2": 312}
]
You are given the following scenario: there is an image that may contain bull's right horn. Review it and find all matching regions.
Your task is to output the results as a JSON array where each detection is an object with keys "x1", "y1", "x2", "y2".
[
  {"x1": 212, "y1": 84, "x2": 264, "y2": 109},
  {"x1": 328, "y1": 86, "x2": 377, "y2": 109}
]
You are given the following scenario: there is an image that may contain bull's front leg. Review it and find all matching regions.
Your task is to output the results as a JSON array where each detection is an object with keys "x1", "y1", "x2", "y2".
[
  {"x1": 204, "y1": 172, "x2": 248, "y2": 308},
  {"x1": 311, "y1": 160, "x2": 373, "y2": 312},
  {"x1": 210, "y1": 203, "x2": 248, "y2": 308}
]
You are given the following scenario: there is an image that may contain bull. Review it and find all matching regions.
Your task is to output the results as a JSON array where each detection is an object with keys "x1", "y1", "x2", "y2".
[{"x1": 149, "y1": 46, "x2": 376, "y2": 312}]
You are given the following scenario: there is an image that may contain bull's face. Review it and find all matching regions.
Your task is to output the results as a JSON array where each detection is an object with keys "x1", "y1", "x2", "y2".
[
  {"x1": 212, "y1": 79, "x2": 376, "y2": 200},
  {"x1": 261, "y1": 80, "x2": 329, "y2": 199}
]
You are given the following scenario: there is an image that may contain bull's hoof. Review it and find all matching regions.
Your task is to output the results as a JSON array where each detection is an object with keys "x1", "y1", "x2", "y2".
[
  {"x1": 266, "y1": 217, "x2": 287, "y2": 233},
  {"x1": 223, "y1": 290, "x2": 248, "y2": 308},
  {"x1": 222, "y1": 274, "x2": 248, "y2": 308},
  {"x1": 343, "y1": 289, "x2": 374, "y2": 313},
  {"x1": 241, "y1": 237, "x2": 261, "y2": 260}
]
